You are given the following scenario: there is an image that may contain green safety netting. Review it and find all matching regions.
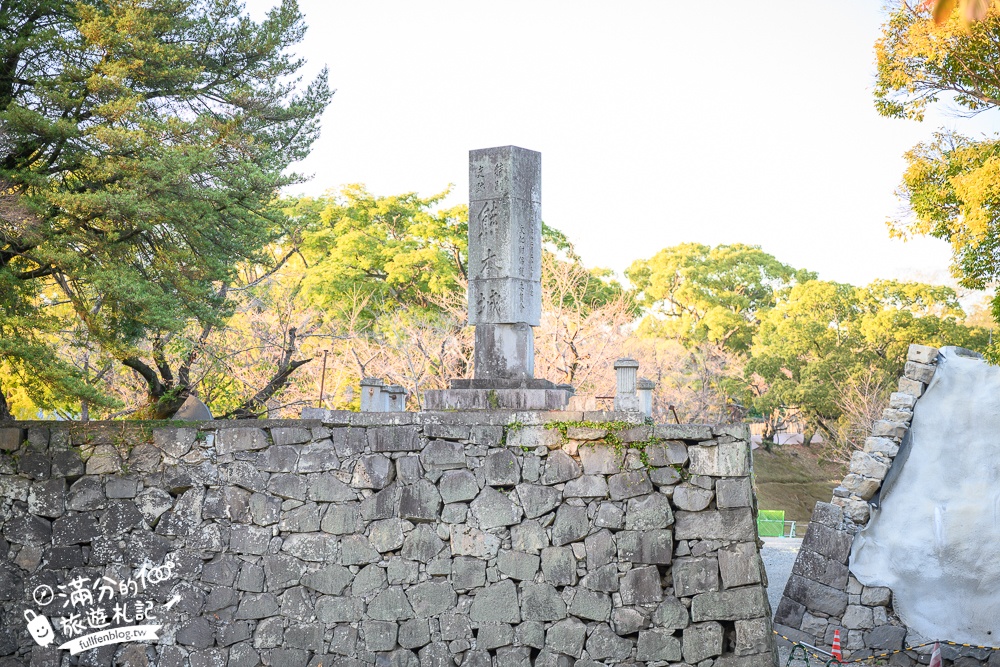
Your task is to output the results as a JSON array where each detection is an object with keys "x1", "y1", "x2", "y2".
[{"x1": 757, "y1": 509, "x2": 785, "y2": 537}]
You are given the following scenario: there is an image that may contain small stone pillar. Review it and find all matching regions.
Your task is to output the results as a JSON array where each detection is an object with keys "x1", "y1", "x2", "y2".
[
  {"x1": 614, "y1": 358, "x2": 641, "y2": 412},
  {"x1": 637, "y1": 378, "x2": 655, "y2": 418},
  {"x1": 384, "y1": 385, "x2": 407, "y2": 412},
  {"x1": 360, "y1": 377, "x2": 384, "y2": 412}
]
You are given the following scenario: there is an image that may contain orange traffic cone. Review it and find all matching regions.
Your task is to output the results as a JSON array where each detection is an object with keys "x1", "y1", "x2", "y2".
[{"x1": 831, "y1": 629, "x2": 843, "y2": 662}]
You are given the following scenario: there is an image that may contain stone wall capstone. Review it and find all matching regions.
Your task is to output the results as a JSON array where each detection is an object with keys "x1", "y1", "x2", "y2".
[{"x1": 0, "y1": 410, "x2": 776, "y2": 667}]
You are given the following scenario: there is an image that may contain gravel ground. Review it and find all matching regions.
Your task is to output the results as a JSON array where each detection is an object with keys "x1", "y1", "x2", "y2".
[{"x1": 761, "y1": 537, "x2": 803, "y2": 665}]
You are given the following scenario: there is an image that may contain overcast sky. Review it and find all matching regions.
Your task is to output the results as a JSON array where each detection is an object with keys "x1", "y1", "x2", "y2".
[{"x1": 246, "y1": 0, "x2": 999, "y2": 289}]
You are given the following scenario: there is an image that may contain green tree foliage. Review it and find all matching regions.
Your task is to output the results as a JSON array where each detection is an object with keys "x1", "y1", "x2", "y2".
[
  {"x1": 626, "y1": 243, "x2": 815, "y2": 353},
  {"x1": 876, "y1": 2, "x2": 1000, "y2": 347},
  {"x1": 748, "y1": 279, "x2": 989, "y2": 438},
  {"x1": 0, "y1": 0, "x2": 331, "y2": 418},
  {"x1": 296, "y1": 185, "x2": 468, "y2": 324}
]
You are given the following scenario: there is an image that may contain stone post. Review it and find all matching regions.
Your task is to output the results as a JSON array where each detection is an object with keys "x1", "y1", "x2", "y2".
[
  {"x1": 637, "y1": 378, "x2": 655, "y2": 418},
  {"x1": 614, "y1": 358, "x2": 641, "y2": 412},
  {"x1": 384, "y1": 385, "x2": 407, "y2": 412},
  {"x1": 468, "y1": 146, "x2": 541, "y2": 381},
  {"x1": 360, "y1": 377, "x2": 384, "y2": 412}
]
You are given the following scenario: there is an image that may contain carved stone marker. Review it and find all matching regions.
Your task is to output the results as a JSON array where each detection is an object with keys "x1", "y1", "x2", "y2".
[
  {"x1": 468, "y1": 145, "x2": 541, "y2": 380},
  {"x1": 423, "y1": 146, "x2": 571, "y2": 410}
]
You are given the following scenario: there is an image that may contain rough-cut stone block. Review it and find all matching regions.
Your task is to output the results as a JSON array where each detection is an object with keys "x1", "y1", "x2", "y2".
[
  {"x1": 0, "y1": 428, "x2": 23, "y2": 451},
  {"x1": 505, "y1": 426, "x2": 561, "y2": 450},
  {"x1": 581, "y1": 564, "x2": 619, "y2": 593},
  {"x1": 842, "y1": 605, "x2": 875, "y2": 630},
  {"x1": 470, "y1": 486, "x2": 522, "y2": 529},
  {"x1": 496, "y1": 549, "x2": 539, "y2": 581},
  {"x1": 568, "y1": 588, "x2": 611, "y2": 621},
  {"x1": 889, "y1": 391, "x2": 917, "y2": 410},
  {"x1": 682, "y1": 621, "x2": 725, "y2": 664},
  {"x1": 904, "y1": 360, "x2": 935, "y2": 383},
  {"x1": 673, "y1": 484, "x2": 714, "y2": 511},
  {"x1": 841, "y1": 473, "x2": 881, "y2": 500},
  {"x1": 715, "y1": 654, "x2": 778, "y2": 667},
  {"x1": 672, "y1": 556, "x2": 720, "y2": 596},
  {"x1": 442, "y1": 470, "x2": 479, "y2": 503},
  {"x1": 689, "y1": 440, "x2": 749, "y2": 477},
  {"x1": 540, "y1": 450, "x2": 580, "y2": 484},
  {"x1": 28, "y1": 479, "x2": 66, "y2": 518},
  {"x1": 562, "y1": 475, "x2": 608, "y2": 498},
  {"x1": 881, "y1": 407, "x2": 913, "y2": 424},
  {"x1": 625, "y1": 492, "x2": 673, "y2": 530},
  {"x1": 861, "y1": 586, "x2": 892, "y2": 606},
  {"x1": 864, "y1": 437, "x2": 900, "y2": 457},
  {"x1": 451, "y1": 524, "x2": 500, "y2": 559},
  {"x1": 407, "y1": 581, "x2": 457, "y2": 618},
  {"x1": 420, "y1": 440, "x2": 467, "y2": 470},
  {"x1": 801, "y1": 522, "x2": 854, "y2": 564},
  {"x1": 620, "y1": 566, "x2": 663, "y2": 605},
  {"x1": 674, "y1": 508, "x2": 754, "y2": 541},
  {"x1": 773, "y1": 597, "x2": 805, "y2": 629},
  {"x1": 403, "y1": 524, "x2": 447, "y2": 562},
  {"x1": 691, "y1": 585, "x2": 768, "y2": 621},
  {"x1": 870, "y1": 420, "x2": 907, "y2": 440},
  {"x1": 580, "y1": 445, "x2": 624, "y2": 475},
  {"x1": 400, "y1": 479, "x2": 443, "y2": 523},
  {"x1": 470, "y1": 579, "x2": 521, "y2": 624},
  {"x1": 540, "y1": 546, "x2": 577, "y2": 586},
  {"x1": 653, "y1": 596, "x2": 690, "y2": 631},
  {"x1": 353, "y1": 454, "x2": 396, "y2": 489},
  {"x1": 520, "y1": 582, "x2": 567, "y2": 621},
  {"x1": 908, "y1": 343, "x2": 939, "y2": 364},
  {"x1": 585, "y1": 528, "x2": 616, "y2": 569},
  {"x1": 866, "y1": 625, "x2": 906, "y2": 651},
  {"x1": 370, "y1": 425, "x2": 423, "y2": 452},
  {"x1": 654, "y1": 424, "x2": 713, "y2": 441},
  {"x1": 719, "y1": 542, "x2": 762, "y2": 588},
  {"x1": 477, "y1": 623, "x2": 514, "y2": 650},
  {"x1": 791, "y1": 548, "x2": 849, "y2": 589},
  {"x1": 546, "y1": 617, "x2": 586, "y2": 658},
  {"x1": 516, "y1": 483, "x2": 561, "y2": 517},
  {"x1": 897, "y1": 376, "x2": 924, "y2": 397},
  {"x1": 586, "y1": 624, "x2": 633, "y2": 661},
  {"x1": 784, "y1": 574, "x2": 849, "y2": 617},
  {"x1": 217, "y1": 428, "x2": 268, "y2": 454},
  {"x1": 637, "y1": 629, "x2": 682, "y2": 662},
  {"x1": 810, "y1": 501, "x2": 844, "y2": 528},
  {"x1": 733, "y1": 617, "x2": 771, "y2": 656},
  {"x1": 484, "y1": 450, "x2": 521, "y2": 486},
  {"x1": 608, "y1": 470, "x2": 653, "y2": 500},
  {"x1": 715, "y1": 477, "x2": 752, "y2": 508},
  {"x1": 551, "y1": 505, "x2": 589, "y2": 546}
]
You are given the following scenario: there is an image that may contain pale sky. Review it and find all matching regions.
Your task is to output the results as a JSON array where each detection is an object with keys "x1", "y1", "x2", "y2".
[{"x1": 247, "y1": 0, "x2": 999, "y2": 289}]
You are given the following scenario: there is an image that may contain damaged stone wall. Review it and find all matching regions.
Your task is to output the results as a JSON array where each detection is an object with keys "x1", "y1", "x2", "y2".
[
  {"x1": 774, "y1": 345, "x2": 1000, "y2": 665},
  {"x1": 0, "y1": 411, "x2": 776, "y2": 667}
]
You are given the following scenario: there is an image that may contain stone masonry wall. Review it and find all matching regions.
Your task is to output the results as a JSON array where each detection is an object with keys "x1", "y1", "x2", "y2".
[
  {"x1": 771, "y1": 344, "x2": 992, "y2": 665},
  {"x1": 0, "y1": 411, "x2": 776, "y2": 667}
]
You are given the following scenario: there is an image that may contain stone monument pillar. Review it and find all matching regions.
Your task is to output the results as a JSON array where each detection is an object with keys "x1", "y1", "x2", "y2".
[
  {"x1": 423, "y1": 146, "x2": 572, "y2": 410},
  {"x1": 467, "y1": 146, "x2": 541, "y2": 381}
]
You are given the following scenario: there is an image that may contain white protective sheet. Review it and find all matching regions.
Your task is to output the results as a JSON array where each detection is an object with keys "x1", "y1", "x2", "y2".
[{"x1": 850, "y1": 347, "x2": 1000, "y2": 645}]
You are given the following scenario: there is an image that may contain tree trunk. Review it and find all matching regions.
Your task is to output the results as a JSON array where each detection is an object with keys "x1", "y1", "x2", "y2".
[{"x1": 0, "y1": 386, "x2": 11, "y2": 421}]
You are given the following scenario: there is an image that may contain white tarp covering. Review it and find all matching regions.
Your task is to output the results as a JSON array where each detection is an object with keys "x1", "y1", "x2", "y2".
[{"x1": 850, "y1": 347, "x2": 1000, "y2": 644}]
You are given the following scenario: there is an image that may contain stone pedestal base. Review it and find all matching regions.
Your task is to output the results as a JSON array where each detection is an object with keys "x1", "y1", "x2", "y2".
[
  {"x1": 429, "y1": 377, "x2": 574, "y2": 409},
  {"x1": 474, "y1": 323, "x2": 534, "y2": 381},
  {"x1": 423, "y1": 385, "x2": 572, "y2": 411}
]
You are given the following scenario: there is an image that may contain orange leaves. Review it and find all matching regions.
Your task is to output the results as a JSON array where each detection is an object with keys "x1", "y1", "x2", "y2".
[{"x1": 925, "y1": 0, "x2": 994, "y2": 25}]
